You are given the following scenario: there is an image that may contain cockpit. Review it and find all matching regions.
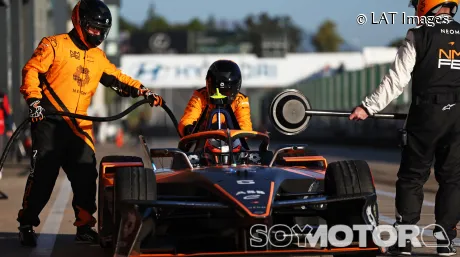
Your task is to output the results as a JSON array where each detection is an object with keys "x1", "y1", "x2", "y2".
[{"x1": 169, "y1": 103, "x2": 273, "y2": 168}]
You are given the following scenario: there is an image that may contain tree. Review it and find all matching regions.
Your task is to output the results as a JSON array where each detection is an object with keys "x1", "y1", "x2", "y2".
[
  {"x1": 311, "y1": 20, "x2": 344, "y2": 52},
  {"x1": 141, "y1": 1, "x2": 170, "y2": 32},
  {"x1": 118, "y1": 8, "x2": 307, "y2": 53},
  {"x1": 142, "y1": 16, "x2": 170, "y2": 32},
  {"x1": 184, "y1": 18, "x2": 206, "y2": 31},
  {"x1": 146, "y1": 1, "x2": 155, "y2": 20},
  {"x1": 205, "y1": 15, "x2": 217, "y2": 30},
  {"x1": 119, "y1": 16, "x2": 139, "y2": 33},
  {"x1": 388, "y1": 37, "x2": 405, "y2": 48},
  {"x1": 242, "y1": 12, "x2": 302, "y2": 52}
]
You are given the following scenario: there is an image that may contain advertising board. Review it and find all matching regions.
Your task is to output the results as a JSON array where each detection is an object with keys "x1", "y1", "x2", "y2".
[{"x1": 120, "y1": 52, "x2": 372, "y2": 88}]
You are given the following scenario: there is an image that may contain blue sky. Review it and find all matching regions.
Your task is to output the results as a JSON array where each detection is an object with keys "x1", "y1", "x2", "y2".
[{"x1": 119, "y1": 0, "x2": 455, "y2": 47}]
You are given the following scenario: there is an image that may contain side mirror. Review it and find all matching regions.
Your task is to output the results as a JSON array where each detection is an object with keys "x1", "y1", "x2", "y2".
[{"x1": 269, "y1": 89, "x2": 312, "y2": 136}]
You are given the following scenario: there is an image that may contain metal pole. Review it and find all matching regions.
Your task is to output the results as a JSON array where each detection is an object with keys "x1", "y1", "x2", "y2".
[
  {"x1": 91, "y1": 0, "x2": 120, "y2": 142},
  {"x1": 54, "y1": 0, "x2": 71, "y2": 34},
  {"x1": 303, "y1": 110, "x2": 408, "y2": 120},
  {"x1": 22, "y1": 0, "x2": 33, "y2": 65},
  {"x1": 0, "y1": 4, "x2": 11, "y2": 97},
  {"x1": 10, "y1": 0, "x2": 24, "y2": 124},
  {"x1": 104, "y1": 0, "x2": 120, "y2": 66}
]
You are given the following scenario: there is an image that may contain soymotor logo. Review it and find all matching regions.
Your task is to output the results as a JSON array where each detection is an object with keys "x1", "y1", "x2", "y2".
[{"x1": 249, "y1": 224, "x2": 450, "y2": 248}]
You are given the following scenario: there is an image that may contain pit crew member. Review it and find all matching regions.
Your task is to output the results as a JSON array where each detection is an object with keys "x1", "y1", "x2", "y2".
[
  {"x1": 17, "y1": 0, "x2": 163, "y2": 247},
  {"x1": 349, "y1": 0, "x2": 460, "y2": 255}
]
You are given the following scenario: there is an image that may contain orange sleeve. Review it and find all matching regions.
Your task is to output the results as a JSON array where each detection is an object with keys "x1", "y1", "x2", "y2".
[
  {"x1": 178, "y1": 90, "x2": 204, "y2": 137},
  {"x1": 20, "y1": 37, "x2": 55, "y2": 102},
  {"x1": 99, "y1": 51, "x2": 143, "y2": 97},
  {"x1": 235, "y1": 95, "x2": 253, "y2": 131}
]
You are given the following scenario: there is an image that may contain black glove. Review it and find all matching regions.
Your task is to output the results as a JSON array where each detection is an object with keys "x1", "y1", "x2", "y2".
[
  {"x1": 138, "y1": 85, "x2": 163, "y2": 107},
  {"x1": 183, "y1": 124, "x2": 194, "y2": 136},
  {"x1": 28, "y1": 99, "x2": 45, "y2": 123}
]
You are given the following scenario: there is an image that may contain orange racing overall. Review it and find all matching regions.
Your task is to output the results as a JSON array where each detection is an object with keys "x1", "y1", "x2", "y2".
[
  {"x1": 178, "y1": 87, "x2": 253, "y2": 137},
  {"x1": 17, "y1": 29, "x2": 144, "y2": 228}
]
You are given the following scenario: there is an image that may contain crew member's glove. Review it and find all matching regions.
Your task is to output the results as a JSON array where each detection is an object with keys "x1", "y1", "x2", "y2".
[
  {"x1": 28, "y1": 99, "x2": 45, "y2": 123},
  {"x1": 139, "y1": 85, "x2": 163, "y2": 107},
  {"x1": 183, "y1": 124, "x2": 194, "y2": 136},
  {"x1": 183, "y1": 121, "x2": 197, "y2": 136}
]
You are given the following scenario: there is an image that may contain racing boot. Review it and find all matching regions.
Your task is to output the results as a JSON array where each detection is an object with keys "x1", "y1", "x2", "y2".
[
  {"x1": 386, "y1": 239, "x2": 412, "y2": 256},
  {"x1": 18, "y1": 225, "x2": 37, "y2": 247},
  {"x1": 386, "y1": 223, "x2": 412, "y2": 255},
  {"x1": 435, "y1": 228, "x2": 457, "y2": 256},
  {"x1": 437, "y1": 241, "x2": 456, "y2": 256},
  {"x1": 75, "y1": 225, "x2": 99, "y2": 244}
]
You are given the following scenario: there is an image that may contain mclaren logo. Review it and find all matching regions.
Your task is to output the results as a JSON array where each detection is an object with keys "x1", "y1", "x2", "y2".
[{"x1": 438, "y1": 42, "x2": 460, "y2": 69}]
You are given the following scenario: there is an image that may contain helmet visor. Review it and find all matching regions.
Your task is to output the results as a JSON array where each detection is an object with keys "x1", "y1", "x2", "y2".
[
  {"x1": 83, "y1": 21, "x2": 111, "y2": 39},
  {"x1": 212, "y1": 79, "x2": 239, "y2": 99}
]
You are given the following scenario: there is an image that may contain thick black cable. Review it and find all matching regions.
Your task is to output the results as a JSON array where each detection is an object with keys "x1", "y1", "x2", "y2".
[{"x1": 0, "y1": 98, "x2": 181, "y2": 172}]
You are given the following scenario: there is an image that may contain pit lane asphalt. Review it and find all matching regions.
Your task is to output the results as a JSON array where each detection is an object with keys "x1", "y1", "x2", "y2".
[{"x1": 0, "y1": 138, "x2": 452, "y2": 257}]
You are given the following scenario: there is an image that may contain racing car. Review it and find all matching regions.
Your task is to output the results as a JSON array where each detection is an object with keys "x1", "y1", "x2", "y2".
[{"x1": 97, "y1": 89, "x2": 383, "y2": 257}]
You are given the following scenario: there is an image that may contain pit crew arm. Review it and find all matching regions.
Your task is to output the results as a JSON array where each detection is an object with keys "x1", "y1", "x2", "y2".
[
  {"x1": 235, "y1": 95, "x2": 253, "y2": 131},
  {"x1": 99, "y1": 52, "x2": 143, "y2": 97},
  {"x1": 178, "y1": 91, "x2": 204, "y2": 137},
  {"x1": 361, "y1": 30, "x2": 416, "y2": 115},
  {"x1": 20, "y1": 37, "x2": 55, "y2": 104}
]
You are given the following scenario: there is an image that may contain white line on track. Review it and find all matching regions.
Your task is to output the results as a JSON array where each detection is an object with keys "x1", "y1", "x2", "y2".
[
  {"x1": 376, "y1": 189, "x2": 460, "y2": 246},
  {"x1": 28, "y1": 177, "x2": 72, "y2": 257},
  {"x1": 376, "y1": 189, "x2": 435, "y2": 207}
]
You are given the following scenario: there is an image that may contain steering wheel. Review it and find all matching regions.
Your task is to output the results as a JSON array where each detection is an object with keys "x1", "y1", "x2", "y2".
[
  {"x1": 201, "y1": 138, "x2": 243, "y2": 165},
  {"x1": 205, "y1": 138, "x2": 242, "y2": 153}
]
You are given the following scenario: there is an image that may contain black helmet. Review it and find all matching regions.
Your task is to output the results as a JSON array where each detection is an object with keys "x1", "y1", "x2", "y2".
[
  {"x1": 71, "y1": 0, "x2": 112, "y2": 48},
  {"x1": 206, "y1": 60, "x2": 242, "y2": 104}
]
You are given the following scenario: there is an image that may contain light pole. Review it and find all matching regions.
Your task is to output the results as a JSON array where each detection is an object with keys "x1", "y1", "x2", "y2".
[{"x1": 0, "y1": 0, "x2": 11, "y2": 99}]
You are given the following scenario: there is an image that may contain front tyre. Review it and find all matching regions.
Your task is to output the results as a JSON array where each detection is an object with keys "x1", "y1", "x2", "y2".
[{"x1": 325, "y1": 160, "x2": 380, "y2": 256}]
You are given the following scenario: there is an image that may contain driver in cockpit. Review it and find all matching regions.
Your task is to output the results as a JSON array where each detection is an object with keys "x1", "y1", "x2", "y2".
[{"x1": 178, "y1": 60, "x2": 253, "y2": 137}]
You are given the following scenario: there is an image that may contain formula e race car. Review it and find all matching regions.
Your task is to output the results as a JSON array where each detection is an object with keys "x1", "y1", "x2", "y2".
[{"x1": 97, "y1": 89, "x2": 383, "y2": 257}]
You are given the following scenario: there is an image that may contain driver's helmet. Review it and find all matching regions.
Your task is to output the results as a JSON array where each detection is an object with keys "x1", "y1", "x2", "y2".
[
  {"x1": 203, "y1": 138, "x2": 242, "y2": 165},
  {"x1": 206, "y1": 60, "x2": 242, "y2": 105},
  {"x1": 409, "y1": 0, "x2": 458, "y2": 18},
  {"x1": 71, "y1": 0, "x2": 112, "y2": 48}
]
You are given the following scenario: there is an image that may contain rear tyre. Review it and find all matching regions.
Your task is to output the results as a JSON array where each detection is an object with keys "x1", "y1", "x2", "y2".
[
  {"x1": 325, "y1": 160, "x2": 379, "y2": 254},
  {"x1": 113, "y1": 166, "x2": 157, "y2": 253},
  {"x1": 98, "y1": 156, "x2": 144, "y2": 248}
]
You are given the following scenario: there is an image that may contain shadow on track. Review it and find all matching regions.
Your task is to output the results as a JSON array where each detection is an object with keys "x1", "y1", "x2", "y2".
[{"x1": 0, "y1": 232, "x2": 112, "y2": 257}]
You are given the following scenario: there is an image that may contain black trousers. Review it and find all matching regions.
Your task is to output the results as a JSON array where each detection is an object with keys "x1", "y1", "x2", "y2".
[
  {"x1": 396, "y1": 101, "x2": 460, "y2": 240},
  {"x1": 17, "y1": 118, "x2": 97, "y2": 227}
]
